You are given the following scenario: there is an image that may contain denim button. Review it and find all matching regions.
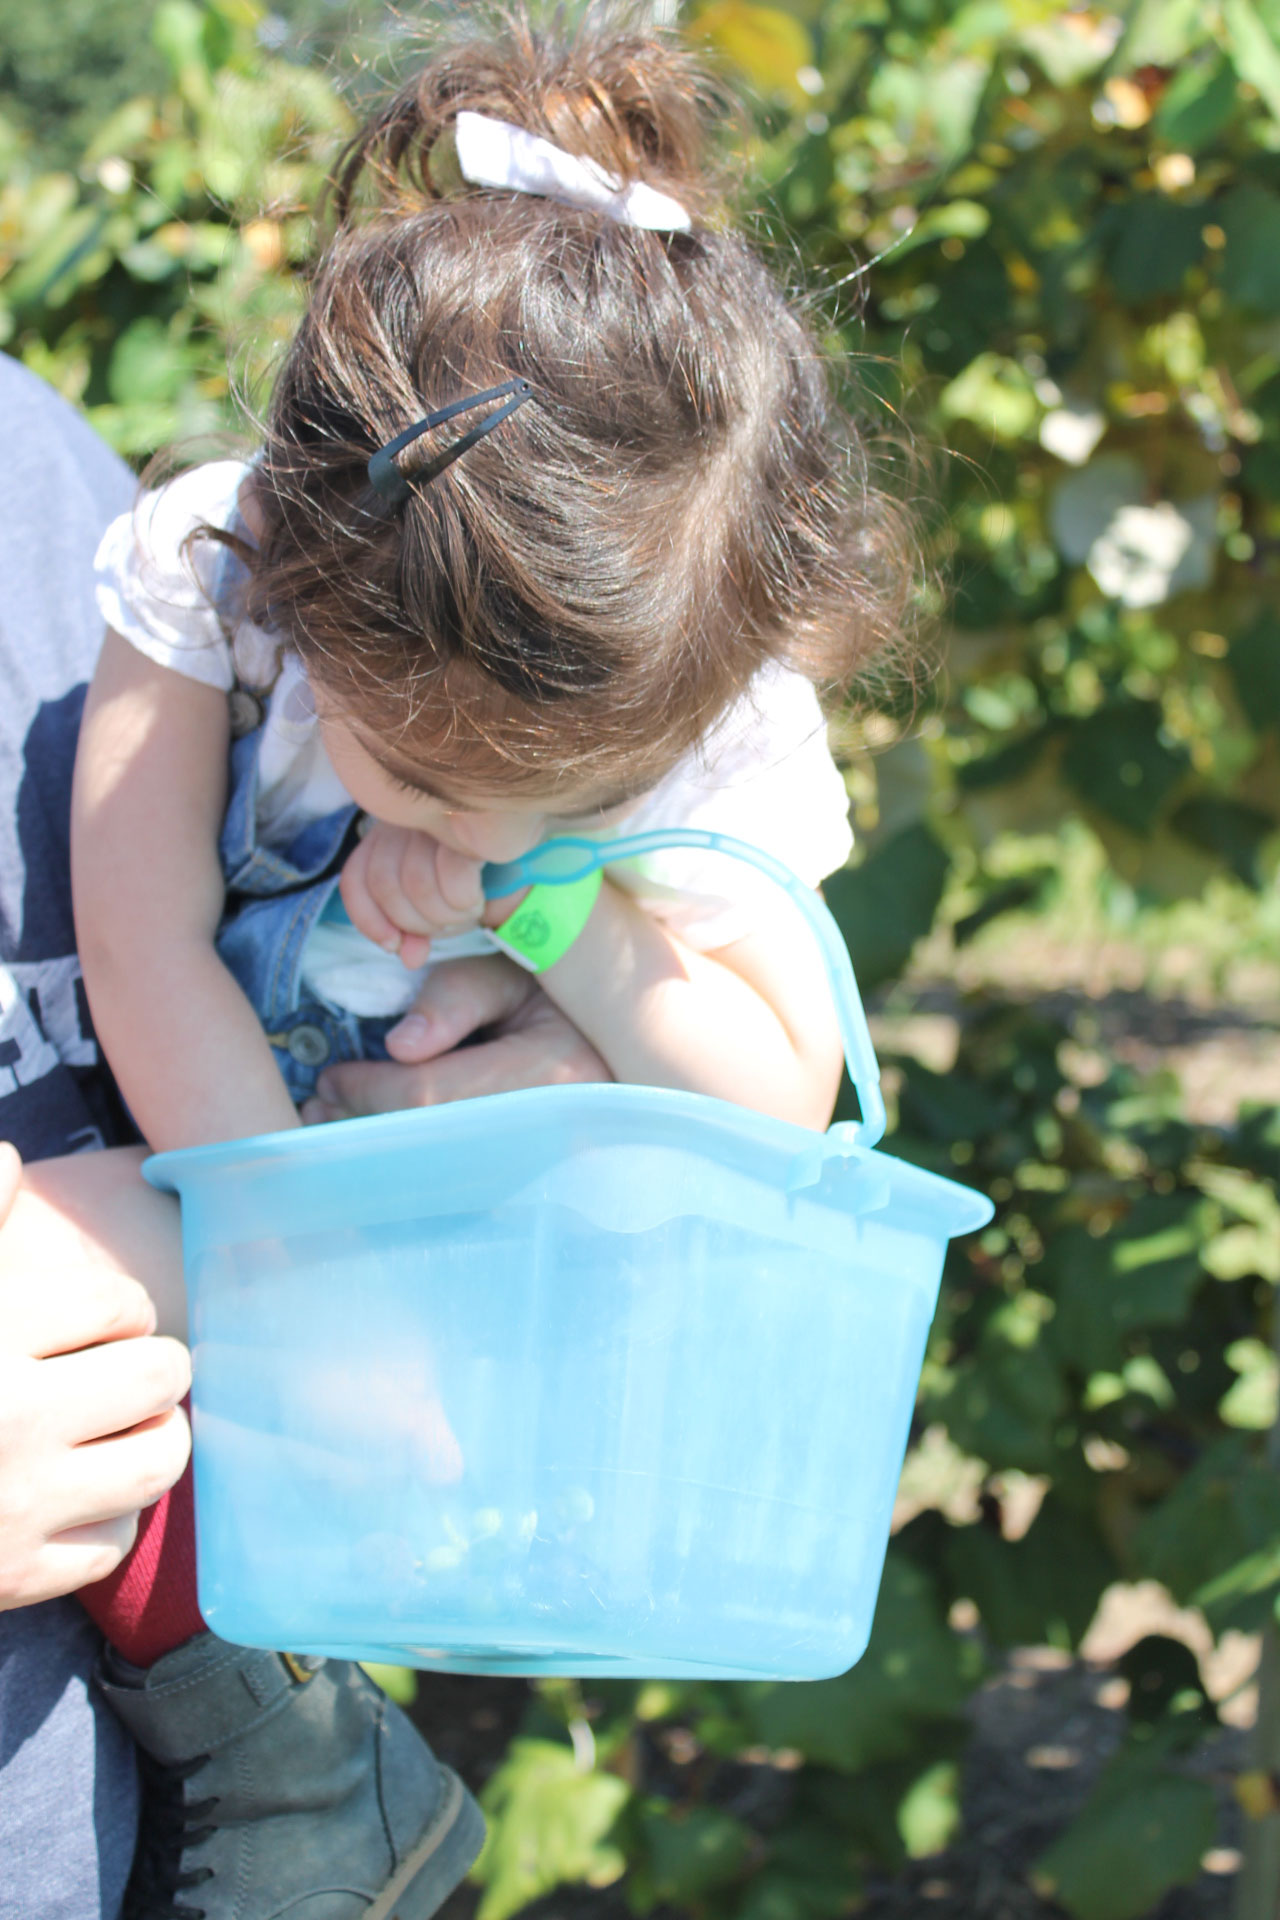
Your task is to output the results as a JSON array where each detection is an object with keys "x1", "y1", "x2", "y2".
[
  {"x1": 228, "y1": 688, "x2": 265, "y2": 738},
  {"x1": 287, "y1": 1023, "x2": 331, "y2": 1067}
]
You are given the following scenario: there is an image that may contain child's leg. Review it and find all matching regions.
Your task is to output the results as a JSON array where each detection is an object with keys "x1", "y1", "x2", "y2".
[
  {"x1": 82, "y1": 1426, "x2": 483, "y2": 1918},
  {"x1": 78, "y1": 1443, "x2": 205, "y2": 1666}
]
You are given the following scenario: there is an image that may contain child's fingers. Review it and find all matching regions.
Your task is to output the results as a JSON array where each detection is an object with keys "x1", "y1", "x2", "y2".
[
  {"x1": 394, "y1": 832, "x2": 480, "y2": 931},
  {"x1": 383, "y1": 956, "x2": 534, "y2": 1063},
  {"x1": 339, "y1": 838, "x2": 403, "y2": 953},
  {"x1": 433, "y1": 843, "x2": 485, "y2": 917},
  {"x1": 396, "y1": 932, "x2": 434, "y2": 971},
  {"x1": 363, "y1": 826, "x2": 439, "y2": 937}
]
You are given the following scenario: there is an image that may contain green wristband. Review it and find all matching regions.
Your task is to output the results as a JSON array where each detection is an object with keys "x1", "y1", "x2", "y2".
[{"x1": 490, "y1": 868, "x2": 604, "y2": 972}]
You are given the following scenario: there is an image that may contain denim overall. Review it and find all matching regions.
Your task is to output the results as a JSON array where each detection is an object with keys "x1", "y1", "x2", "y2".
[{"x1": 215, "y1": 713, "x2": 396, "y2": 1104}]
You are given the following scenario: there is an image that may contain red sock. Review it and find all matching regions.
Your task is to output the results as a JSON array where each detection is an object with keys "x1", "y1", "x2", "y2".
[{"x1": 80, "y1": 1421, "x2": 206, "y2": 1668}]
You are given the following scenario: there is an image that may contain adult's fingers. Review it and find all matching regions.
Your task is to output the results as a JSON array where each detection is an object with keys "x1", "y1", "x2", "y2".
[
  {"x1": 0, "y1": 1263, "x2": 158, "y2": 1360},
  {"x1": 312, "y1": 1021, "x2": 609, "y2": 1120},
  {"x1": 41, "y1": 1514, "x2": 142, "y2": 1595},
  {"x1": 43, "y1": 1334, "x2": 191, "y2": 1447},
  {"x1": 48, "y1": 1403, "x2": 191, "y2": 1534},
  {"x1": 0, "y1": 1513, "x2": 141, "y2": 1611},
  {"x1": 383, "y1": 956, "x2": 534, "y2": 1064}
]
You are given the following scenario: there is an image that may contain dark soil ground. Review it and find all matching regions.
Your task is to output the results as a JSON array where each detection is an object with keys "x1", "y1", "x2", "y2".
[{"x1": 412, "y1": 1646, "x2": 1251, "y2": 1920}]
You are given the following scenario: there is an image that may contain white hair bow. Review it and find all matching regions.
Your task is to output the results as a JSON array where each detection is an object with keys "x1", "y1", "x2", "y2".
[{"x1": 454, "y1": 110, "x2": 692, "y2": 233}]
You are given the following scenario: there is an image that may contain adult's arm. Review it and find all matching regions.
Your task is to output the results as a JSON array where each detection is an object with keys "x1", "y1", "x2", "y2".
[{"x1": 0, "y1": 1143, "x2": 191, "y2": 1610}]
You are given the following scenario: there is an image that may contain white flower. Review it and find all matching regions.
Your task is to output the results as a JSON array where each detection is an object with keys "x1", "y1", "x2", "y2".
[
  {"x1": 1087, "y1": 501, "x2": 1217, "y2": 608},
  {"x1": 1039, "y1": 403, "x2": 1106, "y2": 466},
  {"x1": 1050, "y1": 454, "x2": 1218, "y2": 607}
]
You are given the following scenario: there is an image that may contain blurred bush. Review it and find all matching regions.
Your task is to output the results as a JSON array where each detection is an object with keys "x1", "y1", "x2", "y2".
[{"x1": 4, "y1": 3, "x2": 1279, "y2": 1914}]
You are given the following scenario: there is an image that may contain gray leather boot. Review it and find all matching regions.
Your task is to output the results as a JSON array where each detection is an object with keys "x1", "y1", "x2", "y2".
[{"x1": 97, "y1": 1633, "x2": 484, "y2": 1920}]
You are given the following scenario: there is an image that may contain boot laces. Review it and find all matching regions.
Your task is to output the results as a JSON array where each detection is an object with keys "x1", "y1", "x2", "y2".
[{"x1": 124, "y1": 1750, "x2": 220, "y2": 1920}]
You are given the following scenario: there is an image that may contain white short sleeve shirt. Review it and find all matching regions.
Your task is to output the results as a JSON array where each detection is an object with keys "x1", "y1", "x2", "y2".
[{"x1": 94, "y1": 461, "x2": 854, "y2": 1016}]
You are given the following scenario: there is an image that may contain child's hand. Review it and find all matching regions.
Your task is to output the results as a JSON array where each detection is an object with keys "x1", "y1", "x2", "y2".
[{"x1": 340, "y1": 822, "x2": 484, "y2": 969}]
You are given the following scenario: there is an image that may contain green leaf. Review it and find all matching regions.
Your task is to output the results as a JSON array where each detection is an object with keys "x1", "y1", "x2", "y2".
[
  {"x1": 1061, "y1": 702, "x2": 1189, "y2": 835},
  {"x1": 1153, "y1": 54, "x2": 1240, "y2": 147},
  {"x1": 946, "y1": 1498, "x2": 1117, "y2": 1650},
  {"x1": 886, "y1": 198, "x2": 990, "y2": 261},
  {"x1": 638, "y1": 1803, "x2": 752, "y2": 1905},
  {"x1": 940, "y1": 352, "x2": 1039, "y2": 441},
  {"x1": 895, "y1": 1058, "x2": 1019, "y2": 1148},
  {"x1": 474, "y1": 1739, "x2": 629, "y2": 1920},
  {"x1": 1134, "y1": 1435, "x2": 1280, "y2": 1629},
  {"x1": 1220, "y1": 182, "x2": 1280, "y2": 312},
  {"x1": 1229, "y1": 612, "x2": 1280, "y2": 730},
  {"x1": 1105, "y1": 196, "x2": 1206, "y2": 304},
  {"x1": 955, "y1": 726, "x2": 1056, "y2": 792},
  {"x1": 1045, "y1": 1198, "x2": 1210, "y2": 1374},
  {"x1": 1223, "y1": 0, "x2": 1280, "y2": 122},
  {"x1": 1201, "y1": 1221, "x2": 1280, "y2": 1282},
  {"x1": 3, "y1": 205, "x2": 111, "y2": 309},
  {"x1": 1032, "y1": 1747, "x2": 1218, "y2": 1920},
  {"x1": 1170, "y1": 796, "x2": 1277, "y2": 887},
  {"x1": 358, "y1": 1662, "x2": 418, "y2": 1707},
  {"x1": 1240, "y1": 437, "x2": 1280, "y2": 501},
  {"x1": 1112, "y1": 0, "x2": 1207, "y2": 69},
  {"x1": 152, "y1": 0, "x2": 212, "y2": 80},
  {"x1": 896, "y1": 1760, "x2": 961, "y2": 1858},
  {"x1": 739, "y1": 1553, "x2": 982, "y2": 1772},
  {"x1": 824, "y1": 823, "x2": 949, "y2": 993},
  {"x1": 934, "y1": 1296, "x2": 1069, "y2": 1476},
  {"x1": 107, "y1": 316, "x2": 196, "y2": 405},
  {"x1": 1219, "y1": 1337, "x2": 1280, "y2": 1428},
  {"x1": 736, "y1": 1817, "x2": 863, "y2": 1920}
]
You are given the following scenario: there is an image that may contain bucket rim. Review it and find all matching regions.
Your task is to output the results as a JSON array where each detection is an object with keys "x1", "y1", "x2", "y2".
[
  {"x1": 144, "y1": 1080, "x2": 813, "y2": 1187},
  {"x1": 143, "y1": 1081, "x2": 993, "y2": 1233}
]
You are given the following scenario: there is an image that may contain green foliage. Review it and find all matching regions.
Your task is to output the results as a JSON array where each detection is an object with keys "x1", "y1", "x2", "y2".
[
  {"x1": 475, "y1": 1738, "x2": 629, "y2": 1920},
  {"x1": 0, "y1": 0, "x2": 350, "y2": 453},
  {"x1": 1032, "y1": 1743, "x2": 1219, "y2": 1920},
  {"x1": 0, "y1": 0, "x2": 170, "y2": 171},
  {"x1": 739, "y1": 1553, "x2": 983, "y2": 1771},
  {"x1": 4, "y1": 3, "x2": 1279, "y2": 1915}
]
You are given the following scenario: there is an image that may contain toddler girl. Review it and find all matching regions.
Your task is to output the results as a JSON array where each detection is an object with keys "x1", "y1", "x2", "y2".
[{"x1": 69, "y1": 11, "x2": 918, "y2": 1917}]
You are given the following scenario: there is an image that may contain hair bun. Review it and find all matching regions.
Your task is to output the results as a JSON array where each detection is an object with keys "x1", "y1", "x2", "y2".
[{"x1": 331, "y1": 5, "x2": 731, "y2": 228}]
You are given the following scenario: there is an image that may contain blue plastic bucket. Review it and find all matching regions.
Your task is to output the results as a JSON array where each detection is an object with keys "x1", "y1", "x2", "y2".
[{"x1": 145, "y1": 831, "x2": 992, "y2": 1680}]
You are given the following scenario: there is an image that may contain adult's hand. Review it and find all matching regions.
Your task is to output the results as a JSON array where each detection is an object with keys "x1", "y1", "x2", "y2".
[
  {"x1": 0, "y1": 1143, "x2": 191, "y2": 1609},
  {"x1": 301, "y1": 955, "x2": 611, "y2": 1122}
]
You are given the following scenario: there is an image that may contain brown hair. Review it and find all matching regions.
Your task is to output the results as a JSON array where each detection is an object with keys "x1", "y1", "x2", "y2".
[{"x1": 240, "y1": 2, "x2": 922, "y2": 797}]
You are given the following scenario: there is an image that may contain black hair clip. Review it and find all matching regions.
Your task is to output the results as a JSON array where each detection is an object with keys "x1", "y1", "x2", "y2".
[{"x1": 367, "y1": 378, "x2": 534, "y2": 506}]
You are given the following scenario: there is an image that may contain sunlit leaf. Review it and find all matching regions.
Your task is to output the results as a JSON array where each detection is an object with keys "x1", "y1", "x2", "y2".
[
  {"x1": 686, "y1": 2, "x2": 814, "y2": 105},
  {"x1": 474, "y1": 1740, "x2": 629, "y2": 1920},
  {"x1": 1223, "y1": 0, "x2": 1280, "y2": 122}
]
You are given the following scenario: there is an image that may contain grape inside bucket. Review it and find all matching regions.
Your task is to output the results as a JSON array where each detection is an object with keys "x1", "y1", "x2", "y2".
[{"x1": 144, "y1": 831, "x2": 992, "y2": 1679}]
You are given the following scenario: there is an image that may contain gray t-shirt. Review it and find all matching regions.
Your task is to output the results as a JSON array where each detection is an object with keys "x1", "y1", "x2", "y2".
[{"x1": 0, "y1": 353, "x2": 140, "y2": 1918}]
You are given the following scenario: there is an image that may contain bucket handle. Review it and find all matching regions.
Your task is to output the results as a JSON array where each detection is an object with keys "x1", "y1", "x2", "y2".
[{"x1": 482, "y1": 829, "x2": 886, "y2": 1147}]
